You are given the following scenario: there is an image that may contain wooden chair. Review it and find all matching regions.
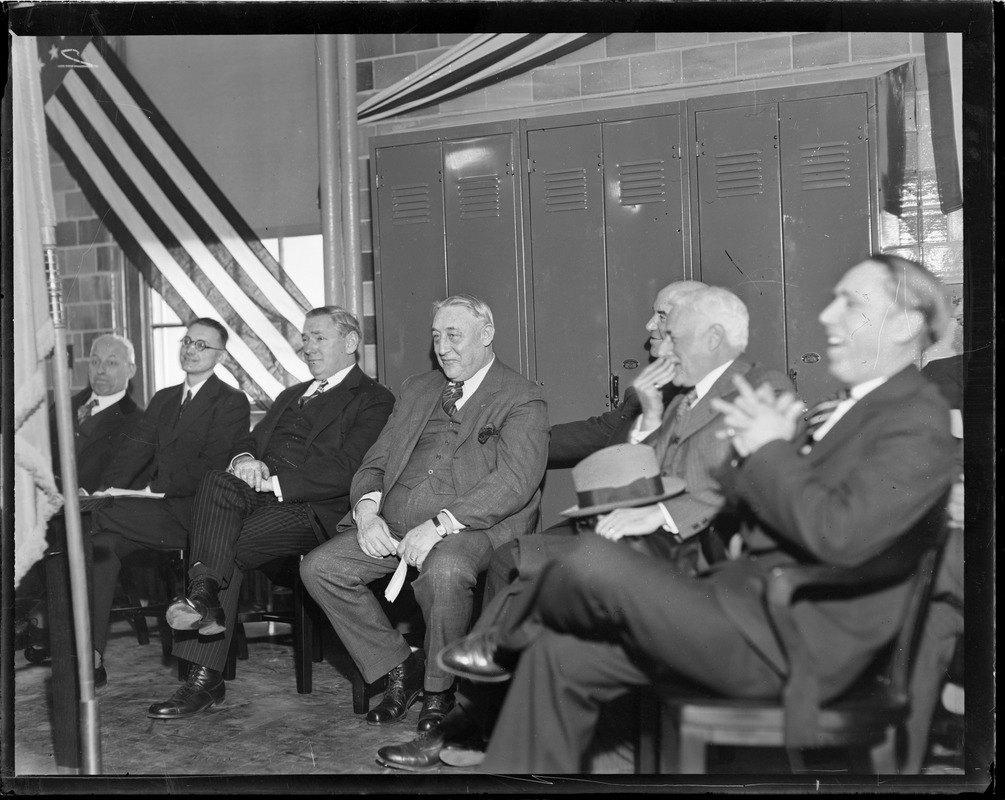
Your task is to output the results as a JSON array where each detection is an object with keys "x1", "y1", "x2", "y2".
[{"x1": 637, "y1": 511, "x2": 949, "y2": 774}]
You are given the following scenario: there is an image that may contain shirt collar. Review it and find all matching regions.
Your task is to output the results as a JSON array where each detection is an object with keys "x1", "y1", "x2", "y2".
[
  {"x1": 692, "y1": 359, "x2": 735, "y2": 404},
  {"x1": 848, "y1": 375, "x2": 888, "y2": 401},
  {"x1": 183, "y1": 375, "x2": 212, "y2": 398},
  {"x1": 89, "y1": 389, "x2": 127, "y2": 413},
  {"x1": 452, "y1": 355, "x2": 495, "y2": 409},
  {"x1": 310, "y1": 364, "x2": 354, "y2": 394}
]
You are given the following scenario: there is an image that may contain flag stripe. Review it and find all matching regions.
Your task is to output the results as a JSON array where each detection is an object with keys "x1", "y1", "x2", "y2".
[
  {"x1": 72, "y1": 63, "x2": 309, "y2": 348},
  {"x1": 94, "y1": 40, "x2": 311, "y2": 310},
  {"x1": 45, "y1": 94, "x2": 288, "y2": 401},
  {"x1": 56, "y1": 76, "x2": 307, "y2": 384},
  {"x1": 81, "y1": 44, "x2": 312, "y2": 330}
]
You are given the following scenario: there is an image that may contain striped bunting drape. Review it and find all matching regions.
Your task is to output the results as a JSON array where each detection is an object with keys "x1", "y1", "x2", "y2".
[
  {"x1": 39, "y1": 36, "x2": 312, "y2": 408},
  {"x1": 358, "y1": 33, "x2": 605, "y2": 123}
]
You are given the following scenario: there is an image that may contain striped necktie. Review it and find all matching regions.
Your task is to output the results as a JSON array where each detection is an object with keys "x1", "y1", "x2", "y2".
[
  {"x1": 298, "y1": 379, "x2": 328, "y2": 408},
  {"x1": 441, "y1": 380, "x2": 464, "y2": 416},
  {"x1": 77, "y1": 398, "x2": 99, "y2": 425}
]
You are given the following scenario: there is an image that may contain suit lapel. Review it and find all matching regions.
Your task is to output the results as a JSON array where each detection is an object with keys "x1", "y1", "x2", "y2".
[
  {"x1": 675, "y1": 359, "x2": 751, "y2": 444},
  {"x1": 305, "y1": 366, "x2": 361, "y2": 449},
  {"x1": 156, "y1": 383, "x2": 189, "y2": 448},
  {"x1": 454, "y1": 360, "x2": 502, "y2": 447}
]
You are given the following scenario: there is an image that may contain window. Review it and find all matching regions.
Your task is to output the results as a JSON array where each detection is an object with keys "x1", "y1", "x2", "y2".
[{"x1": 147, "y1": 234, "x2": 324, "y2": 394}]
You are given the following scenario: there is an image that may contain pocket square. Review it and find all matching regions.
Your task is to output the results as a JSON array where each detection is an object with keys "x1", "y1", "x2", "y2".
[{"x1": 478, "y1": 424, "x2": 500, "y2": 444}]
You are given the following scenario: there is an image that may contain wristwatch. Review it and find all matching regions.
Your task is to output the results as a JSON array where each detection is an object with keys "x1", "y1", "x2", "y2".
[{"x1": 430, "y1": 514, "x2": 449, "y2": 538}]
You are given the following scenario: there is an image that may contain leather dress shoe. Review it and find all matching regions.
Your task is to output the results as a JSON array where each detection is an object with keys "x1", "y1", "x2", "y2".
[
  {"x1": 437, "y1": 630, "x2": 512, "y2": 682},
  {"x1": 147, "y1": 664, "x2": 225, "y2": 719},
  {"x1": 166, "y1": 575, "x2": 225, "y2": 635},
  {"x1": 416, "y1": 688, "x2": 455, "y2": 732},
  {"x1": 366, "y1": 651, "x2": 424, "y2": 725},
  {"x1": 375, "y1": 729, "x2": 446, "y2": 771}
]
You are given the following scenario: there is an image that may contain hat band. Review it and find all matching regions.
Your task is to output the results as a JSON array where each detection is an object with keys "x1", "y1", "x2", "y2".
[{"x1": 576, "y1": 475, "x2": 664, "y2": 510}]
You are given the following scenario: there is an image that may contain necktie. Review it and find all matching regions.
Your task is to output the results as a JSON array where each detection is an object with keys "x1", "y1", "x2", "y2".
[
  {"x1": 298, "y1": 379, "x2": 328, "y2": 408},
  {"x1": 77, "y1": 398, "x2": 99, "y2": 425},
  {"x1": 441, "y1": 380, "x2": 464, "y2": 416},
  {"x1": 800, "y1": 388, "x2": 851, "y2": 451},
  {"x1": 674, "y1": 388, "x2": 699, "y2": 427},
  {"x1": 177, "y1": 389, "x2": 192, "y2": 421}
]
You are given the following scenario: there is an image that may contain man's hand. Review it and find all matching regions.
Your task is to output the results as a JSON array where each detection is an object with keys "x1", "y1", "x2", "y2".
[
  {"x1": 710, "y1": 375, "x2": 803, "y2": 457},
  {"x1": 594, "y1": 505, "x2": 665, "y2": 540},
  {"x1": 356, "y1": 505, "x2": 398, "y2": 558},
  {"x1": 948, "y1": 477, "x2": 964, "y2": 529},
  {"x1": 232, "y1": 456, "x2": 273, "y2": 492},
  {"x1": 633, "y1": 357, "x2": 679, "y2": 431},
  {"x1": 396, "y1": 519, "x2": 442, "y2": 570}
]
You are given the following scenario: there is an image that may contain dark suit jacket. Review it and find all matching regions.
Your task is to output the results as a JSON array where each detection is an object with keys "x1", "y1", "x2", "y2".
[
  {"x1": 101, "y1": 374, "x2": 251, "y2": 512},
  {"x1": 51, "y1": 387, "x2": 143, "y2": 494},
  {"x1": 646, "y1": 358, "x2": 792, "y2": 540},
  {"x1": 236, "y1": 365, "x2": 395, "y2": 537},
  {"x1": 711, "y1": 365, "x2": 956, "y2": 701},
  {"x1": 346, "y1": 358, "x2": 549, "y2": 548},
  {"x1": 547, "y1": 384, "x2": 683, "y2": 468}
]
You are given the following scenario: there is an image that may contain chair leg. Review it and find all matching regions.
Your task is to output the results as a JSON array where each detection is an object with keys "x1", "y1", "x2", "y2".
[
  {"x1": 224, "y1": 629, "x2": 239, "y2": 681},
  {"x1": 786, "y1": 747, "x2": 808, "y2": 773},
  {"x1": 293, "y1": 576, "x2": 314, "y2": 694},
  {"x1": 158, "y1": 616, "x2": 173, "y2": 662},
  {"x1": 635, "y1": 687, "x2": 660, "y2": 774},
  {"x1": 131, "y1": 613, "x2": 151, "y2": 645},
  {"x1": 351, "y1": 665, "x2": 369, "y2": 715},
  {"x1": 235, "y1": 621, "x2": 249, "y2": 661}
]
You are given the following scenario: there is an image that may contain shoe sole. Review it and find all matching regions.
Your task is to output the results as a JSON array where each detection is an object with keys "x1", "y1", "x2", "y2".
[
  {"x1": 165, "y1": 602, "x2": 203, "y2": 631},
  {"x1": 435, "y1": 651, "x2": 511, "y2": 683},
  {"x1": 375, "y1": 756, "x2": 441, "y2": 772},
  {"x1": 438, "y1": 747, "x2": 485, "y2": 768},
  {"x1": 198, "y1": 621, "x2": 225, "y2": 636},
  {"x1": 147, "y1": 697, "x2": 224, "y2": 720}
]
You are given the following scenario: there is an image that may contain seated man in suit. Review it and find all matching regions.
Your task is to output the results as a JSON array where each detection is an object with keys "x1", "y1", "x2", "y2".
[
  {"x1": 16, "y1": 333, "x2": 145, "y2": 657},
  {"x1": 146, "y1": 306, "x2": 395, "y2": 719},
  {"x1": 89, "y1": 318, "x2": 250, "y2": 687},
  {"x1": 376, "y1": 286, "x2": 793, "y2": 770},
  {"x1": 449, "y1": 254, "x2": 957, "y2": 773},
  {"x1": 53, "y1": 332, "x2": 144, "y2": 493},
  {"x1": 300, "y1": 294, "x2": 549, "y2": 734}
]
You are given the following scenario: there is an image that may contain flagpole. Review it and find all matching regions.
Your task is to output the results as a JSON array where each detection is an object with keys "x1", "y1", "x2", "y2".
[{"x1": 19, "y1": 35, "x2": 103, "y2": 774}]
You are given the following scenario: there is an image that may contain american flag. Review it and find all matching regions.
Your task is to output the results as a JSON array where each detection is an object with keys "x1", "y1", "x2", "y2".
[{"x1": 37, "y1": 36, "x2": 312, "y2": 408}]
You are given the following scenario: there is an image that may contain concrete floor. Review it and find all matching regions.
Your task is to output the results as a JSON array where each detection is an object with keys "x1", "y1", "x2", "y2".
[{"x1": 11, "y1": 616, "x2": 965, "y2": 791}]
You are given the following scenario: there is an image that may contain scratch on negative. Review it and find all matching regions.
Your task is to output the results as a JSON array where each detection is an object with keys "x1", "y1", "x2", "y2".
[{"x1": 724, "y1": 249, "x2": 743, "y2": 275}]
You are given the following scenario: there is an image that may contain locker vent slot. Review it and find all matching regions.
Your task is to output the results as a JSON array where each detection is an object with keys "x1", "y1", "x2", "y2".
[
  {"x1": 799, "y1": 141, "x2": 852, "y2": 190},
  {"x1": 391, "y1": 183, "x2": 431, "y2": 225},
  {"x1": 619, "y1": 159, "x2": 666, "y2": 206},
  {"x1": 457, "y1": 175, "x2": 501, "y2": 219},
  {"x1": 714, "y1": 149, "x2": 764, "y2": 198},
  {"x1": 543, "y1": 168, "x2": 588, "y2": 212}
]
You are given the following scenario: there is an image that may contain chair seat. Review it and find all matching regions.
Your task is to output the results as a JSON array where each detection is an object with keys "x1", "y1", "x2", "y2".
[{"x1": 662, "y1": 692, "x2": 908, "y2": 749}]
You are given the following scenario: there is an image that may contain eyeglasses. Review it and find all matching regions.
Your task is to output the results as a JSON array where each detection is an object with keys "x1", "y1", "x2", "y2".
[{"x1": 180, "y1": 336, "x2": 225, "y2": 352}]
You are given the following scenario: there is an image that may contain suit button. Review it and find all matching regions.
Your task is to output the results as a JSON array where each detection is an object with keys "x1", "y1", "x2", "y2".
[{"x1": 428, "y1": 469, "x2": 434, "y2": 475}]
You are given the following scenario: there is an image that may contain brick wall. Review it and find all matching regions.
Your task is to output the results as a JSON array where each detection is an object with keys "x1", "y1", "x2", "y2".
[{"x1": 47, "y1": 147, "x2": 131, "y2": 396}]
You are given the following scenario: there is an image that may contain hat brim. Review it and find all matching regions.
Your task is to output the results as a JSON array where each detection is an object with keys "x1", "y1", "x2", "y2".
[{"x1": 560, "y1": 476, "x2": 686, "y2": 518}]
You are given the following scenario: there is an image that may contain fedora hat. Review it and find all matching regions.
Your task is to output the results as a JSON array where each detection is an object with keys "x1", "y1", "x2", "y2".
[{"x1": 561, "y1": 444, "x2": 685, "y2": 518}]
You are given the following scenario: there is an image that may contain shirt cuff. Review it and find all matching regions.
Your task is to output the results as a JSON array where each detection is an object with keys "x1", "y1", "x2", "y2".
[
  {"x1": 272, "y1": 475, "x2": 283, "y2": 501},
  {"x1": 656, "y1": 502, "x2": 679, "y2": 534},
  {"x1": 439, "y1": 509, "x2": 464, "y2": 533},
  {"x1": 354, "y1": 491, "x2": 382, "y2": 522},
  {"x1": 629, "y1": 416, "x2": 659, "y2": 445}
]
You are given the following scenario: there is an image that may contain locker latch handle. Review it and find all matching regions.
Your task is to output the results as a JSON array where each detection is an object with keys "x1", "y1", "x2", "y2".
[{"x1": 610, "y1": 374, "x2": 620, "y2": 409}]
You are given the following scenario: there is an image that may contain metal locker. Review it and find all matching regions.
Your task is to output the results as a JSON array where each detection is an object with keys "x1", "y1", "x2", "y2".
[
  {"x1": 442, "y1": 134, "x2": 525, "y2": 374},
  {"x1": 603, "y1": 114, "x2": 686, "y2": 407},
  {"x1": 373, "y1": 141, "x2": 447, "y2": 393},
  {"x1": 693, "y1": 103, "x2": 786, "y2": 376},
  {"x1": 779, "y1": 93, "x2": 873, "y2": 403},
  {"x1": 526, "y1": 123, "x2": 609, "y2": 422}
]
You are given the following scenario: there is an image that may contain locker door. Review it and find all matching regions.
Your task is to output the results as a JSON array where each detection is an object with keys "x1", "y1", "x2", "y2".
[
  {"x1": 603, "y1": 114, "x2": 686, "y2": 405},
  {"x1": 374, "y1": 141, "x2": 446, "y2": 393},
  {"x1": 693, "y1": 104, "x2": 785, "y2": 375},
  {"x1": 443, "y1": 134, "x2": 524, "y2": 373},
  {"x1": 526, "y1": 123, "x2": 607, "y2": 524},
  {"x1": 780, "y1": 93, "x2": 873, "y2": 403},
  {"x1": 527, "y1": 124, "x2": 609, "y2": 415}
]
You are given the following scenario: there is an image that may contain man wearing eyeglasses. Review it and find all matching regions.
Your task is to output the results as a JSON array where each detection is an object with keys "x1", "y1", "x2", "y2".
[{"x1": 89, "y1": 317, "x2": 250, "y2": 688}]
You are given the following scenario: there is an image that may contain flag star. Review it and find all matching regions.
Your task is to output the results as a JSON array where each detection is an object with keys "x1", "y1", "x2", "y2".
[
  {"x1": 49, "y1": 45, "x2": 59, "y2": 60},
  {"x1": 37, "y1": 57, "x2": 45, "y2": 73}
]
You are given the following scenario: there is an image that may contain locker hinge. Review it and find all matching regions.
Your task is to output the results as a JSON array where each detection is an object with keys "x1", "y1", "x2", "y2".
[
  {"x1": 374, "y1": 174, "x2": 384, "y2": 189},
  {"x1": 859, "y1": 121, "x2": 869, "y2": 142},
  {"x1": 526, "y1": 157, "x2": 535, "y2": 173}
]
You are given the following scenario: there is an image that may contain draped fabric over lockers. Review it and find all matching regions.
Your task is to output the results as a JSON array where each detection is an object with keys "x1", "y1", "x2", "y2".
[
  {"x1": 38, "y1": 36, "x2": 313, "y2": 409},
  {"x1": 357, "y1": 34, "x2": 605, "y2": 123}
]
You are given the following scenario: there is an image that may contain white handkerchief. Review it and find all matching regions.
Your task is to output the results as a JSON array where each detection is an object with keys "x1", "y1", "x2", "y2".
[{"x1": 385, "y1": 558, "x2": 409, "y2": 602}]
